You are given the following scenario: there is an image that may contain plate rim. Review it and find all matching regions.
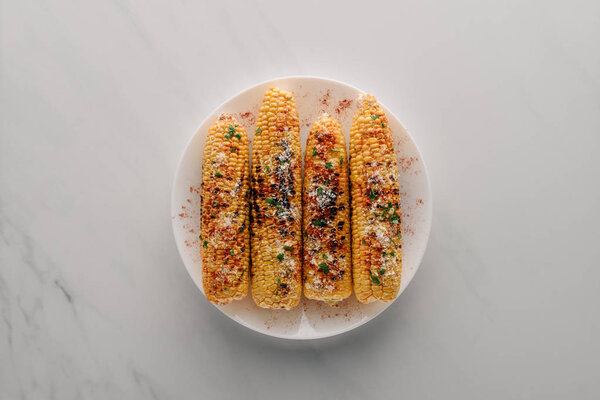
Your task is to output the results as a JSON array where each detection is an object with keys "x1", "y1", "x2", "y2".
[{"x1": 171, "y1": 75, "x2": 432, "y2": 340}]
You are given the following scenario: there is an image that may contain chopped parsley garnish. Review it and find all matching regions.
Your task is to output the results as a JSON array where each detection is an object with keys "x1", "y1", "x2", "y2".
[
  {"x1": 265, "y1": 197, "x2": 278, "y2": 206},
  {"x1": 265, "y1": 165, "x2": 270, "y2": 173},
  {"x1": 213, "y1": 201, "x2": 219, "y2": 207},
  {"x1": 230, "y1": 250, "x2": 234, "y2": 256},
  {"x1": 318, "y1": 262, "x2": 329, "y2": 274},
  {"x1": 381, "y1": 123, "x2": 386, "y2": 128},
  {"x1": 203, "y1": 240, "x2": 208, "y2": 248},
  {"x1": 283, "y1": 246, "x2": 292, "y2": 251},
  {"x1": 276, "y1": 278, "x2": 281, "y2": 284},
  {"x1": 225, "y1": 125, "x2": 236, "y2": 139},
  {"x1": 382, "y1": 251, "x2": 387, "y2": 256},
  {"x1": 290, "y1": 151, "x2": 295, "y2": 157},
  {"x1": 369, "y1": 271, "x2": 381, "y2": 285},
  {"x1": 312, "y1": 147, "x2": 318, "y2": 157},
  {"x1": 379, "y1": 268, "x2": 386, "y2": 275},
  {"x1": 256, "y1": 127, "x2": 262, "y2": 134},
  {"x1": 390, "y1": 251, "x2": 395, "y2": 257},
  {"x1": 312, "y1": 219, "x2": 327, "y2": 227},
  {"x1": 224, "y1": 259, "x2": 228, "y2": 264},
  {"x1": 390, "y1": 237, "x2": 396, "y2": 246},
  {"x1": 304, "y1": 231, "x2": 308, "y2": 239},
  {"x1": 231, "y1": 147, "x2": 238, "y2": 152},
  {"x1": 235, "y1": 133, "x2": 241, "y2": 140},
  {"x1": 198, "y1": 234, "x2": 203, "y2": 240},
  {"x1": 390, "y1": 215, "x2": 400, "y2": 224},
  {"x1": 317, "y1": 187, "x2": 323, "y2": 196},
  {"x1": 214, "y1": 172, "x2": 222, "y2": 178},
  {"x1": 322, "y1": 254, "x2": 328, "y2": 260},
  {"x1": 362, "y1": 238, "x2": 366, "y2": 245},
  {"x1": 330, "y1": 149, "x2": 341, "y2": 152},
  {"x1": 277, "y1": 253, "x2": 284, "y2": 261},
  {"x1": 210, "y1": 212, "x2": 216, "y2": 218},
  {"x1": 368, "y1": 188, "x2": 378, "y2": 200},
  {"x1": 325, "y1": 162, "x2": 333, "y2": 169},
  {"x1": 371, "y1": 114, "x2": 379, "y2": 120},
  {"x1": 339, "y1": 156, "x2": 343, "y2": 166}
]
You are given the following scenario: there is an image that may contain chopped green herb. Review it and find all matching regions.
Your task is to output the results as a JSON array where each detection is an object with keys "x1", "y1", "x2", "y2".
[
  {"x1": 330, "y1": 149, "x2": 341, "y2": 152},
  {"x1": 339, "y1": 156, "x2": 344, "y2": 166},
  {"x1": 203, "y1": 240, "x2": 208, "y2": 248},
  {"x1": 379, "y1": 268, "x2": 386, "y2": 275},
  {"x1": 240, "y1": 269, "x2": 245, "y2": 277},
  {"x1": 256, "y1": 127, "x2": 262, "y2": 134},
  {"x1": 265, "y1": 197, "x2": 278, "y2": 206},
  {"x1": 225, "y1": 125, "x2": 236, "y2": 139},
  {"x1": 198, "y1": 234, "x2": 203, "y2": 240},
  {"x1": 390, "y1": 251, "x2": 396, "y2": 257},
  {"x1": 322, "y1": 179, "x2": 330, "y2": 185},
  {"x1": 235, "y1": 133, "x2": 241, "y2": 140},
  {"x1": 231, "y1": 147, "x2": 238, "y2": 152},
  {"x1": 317, "y1": 187, "x2": 323, "y2": 196},
  {"x1": 370, "y1": 271, "x2": 381, "y2": 285},
  {"x1": 304, "y1": 230, "x2": 308, "y2": 239},
  {"x1": 318, "y1": 262, "x2": 329, "y2": 274},
  {"x1": 224, "y1": 259, "x2": 228, "y2": 264},
  {"x1": 371, "y1": 114, "x2": 379, "y2": 120},
  {"x1": 276, "y1": 278, "x2": 281, "y2": 284},
  {"x1": 277, "y1": 253, "x2": 284, "y2": 261},
  {"x1": 312, "y1": 147, "x2": 318, "y2": 157},
  {"x1": 369, "y1": 188, "x2": 378, "y2": 200},
  {"x1": 362, "y1": 238, "x2": 367, "y2": 245},
  {"x1": 265, "y1": 165, "x2": 270, "y2": 173},
  {"x1": 323, "y1": 254, "x2": 329, "y2": 260},
  {"x1": 210, "y1": 212, "x2": 216, "y2": 218},
  {"x1": 325, "y1": 162, "x2": 333, "y2": 169},
  {"x1": 390, "y1": 215, "x2": 400, "y2": 224},
  {"x1": 381, "y1": 123, "x2": 386, "y2": 128},
  {"x1": 213, "y1": 201, "x2": 219, "y2": 207},
  {"x1": 382, "y1": 251, "x2": 387, "y2": 256},
  {"x1": 283, "y1": 246, "x2": 292, "y2": 251},
  {"x1": 214, "y1": 172, "x2": 222, "y2": 178},
  {"x1": 230, "y1": 250, "x2": 234, "y2": 256},
  {"x1": 290, "y1": 152, "x2": 295, "y2": 157},
  {"x1": 312, "y1": 219, "x2": 327, "y2": 227}
]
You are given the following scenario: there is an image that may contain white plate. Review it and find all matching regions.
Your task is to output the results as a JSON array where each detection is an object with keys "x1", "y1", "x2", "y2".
[{"x1": 171, "y1": 76, "x2": 431, "y2": 339}]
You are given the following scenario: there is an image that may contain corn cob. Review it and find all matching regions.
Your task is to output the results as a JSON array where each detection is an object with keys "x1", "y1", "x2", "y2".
[
  {"x1": 200, "y1": 114, "x2": 250, "y2": 304},
  {"x1": 303, "y1": 113, "x2": 352, "y2": 303},
  {"x1": 250, "y1": 88, "x2": 302, "y2": 309},
  {"x1": 350, "y1": 94, "x2": 402, "y2": 303}
]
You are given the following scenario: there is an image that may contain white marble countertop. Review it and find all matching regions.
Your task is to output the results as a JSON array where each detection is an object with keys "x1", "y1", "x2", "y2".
[{"x1": 2, "y1": 1, "x2": 599, "y2": 399}]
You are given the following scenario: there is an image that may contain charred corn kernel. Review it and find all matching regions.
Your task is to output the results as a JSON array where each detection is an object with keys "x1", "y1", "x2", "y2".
[
  {"x1": 303, "y1": 113, "x2": 352, "y2": 303},
  {"x1": 200, "y1": 114, "x2": 250, "y2": 305},
  {"x1": 251, "y1": 88, "x2": 302, "y2": 309},
  {"x1": 350, "y1": 94, "x2": 402, "y2": 303}
]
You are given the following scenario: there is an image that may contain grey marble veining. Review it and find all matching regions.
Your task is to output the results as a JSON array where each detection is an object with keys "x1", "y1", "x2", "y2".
[{"x1": 2, "y1": 1, "x2": 600, "y2": 399}]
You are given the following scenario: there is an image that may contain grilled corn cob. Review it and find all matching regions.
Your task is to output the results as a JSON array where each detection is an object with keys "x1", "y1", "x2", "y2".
[
  {"x1": 303, "y1": 113, "x2": 352, "y2": 303},
  {"x1": 251, "y1": 88, "x2": 302, "y2": 309},
  {"x1": 200, "y1": 114, "x2": 250, "y2": 304},
  {"x1": 350, "y1": 94, "x2": 402, "y2": 303}
]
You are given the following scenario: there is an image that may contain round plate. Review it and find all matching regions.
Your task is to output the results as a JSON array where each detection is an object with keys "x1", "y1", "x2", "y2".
[{"x1": 171, "y1": 76, "x2": 431, "y2": 339}]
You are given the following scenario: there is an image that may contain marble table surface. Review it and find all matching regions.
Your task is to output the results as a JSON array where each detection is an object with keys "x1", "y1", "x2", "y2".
[{"x1": 2, "y1": 1, "x2": 599, "y2": 399}]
